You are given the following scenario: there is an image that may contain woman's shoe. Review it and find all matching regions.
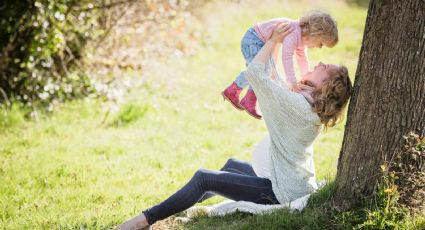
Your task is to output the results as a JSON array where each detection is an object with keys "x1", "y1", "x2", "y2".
[
  {"x1": 222, "y1": 82, "x2": 243, "y2": 110},
  {"x1": 240, "y1": 89, "x2": 262, "y2": 119}
]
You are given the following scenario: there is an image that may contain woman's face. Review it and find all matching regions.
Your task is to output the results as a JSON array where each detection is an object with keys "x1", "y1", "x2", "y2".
[{"x1": 300, "y1": 62, "x2": 338, "y2": 89}]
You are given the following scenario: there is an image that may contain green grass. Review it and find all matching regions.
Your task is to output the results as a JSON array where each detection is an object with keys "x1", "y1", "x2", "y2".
[
  {"x1": 109, "y1": 103, "x2": 150, "y2": 127},
  {"x1": 3, "y1": 0, "x2": 421, "y2": 229}
]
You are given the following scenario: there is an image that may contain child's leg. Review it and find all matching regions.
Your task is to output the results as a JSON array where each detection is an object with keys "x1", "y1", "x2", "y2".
[
  {"x1": 223, "y1": 28, "x2": 264, "y2": 111},
  {"x1": 235, "y1": 28, "x2": 265, "y2": 89},
  {"x1": 234, "y1": 29, "x2": 264, "y2": 119},
  {"x1": 246, "y1": 56, "x2": 280, "y2": 91}
]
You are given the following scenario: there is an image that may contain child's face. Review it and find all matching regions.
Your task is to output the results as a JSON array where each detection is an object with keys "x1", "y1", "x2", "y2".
[{"x1": 305, "y1": 37, "x2": 325, "y2": 49}]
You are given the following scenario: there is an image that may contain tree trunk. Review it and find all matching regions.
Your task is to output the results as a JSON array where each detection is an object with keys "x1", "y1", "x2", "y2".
[{"x1": 333, "y1": 0, "x2": 425, "y2": 209}]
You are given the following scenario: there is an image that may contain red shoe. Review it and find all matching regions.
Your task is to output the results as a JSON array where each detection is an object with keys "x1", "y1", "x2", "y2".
[
  {"x1": 240, "y1": 89, "x2": 262, "y2": 119},
  {"x1": 222, "y1": 82, "x2": 243, "y2": 110}
]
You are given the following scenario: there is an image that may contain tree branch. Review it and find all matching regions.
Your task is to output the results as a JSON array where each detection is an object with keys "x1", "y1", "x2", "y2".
[{"x1": 0, "y1": 86, "x2": 11, "y2": 108}]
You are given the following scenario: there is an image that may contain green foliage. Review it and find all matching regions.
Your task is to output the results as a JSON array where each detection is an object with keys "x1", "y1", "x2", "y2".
[
  {"x1": 0, "y1": 0, "x2": 210, "y2": 110},
  {"x1": 0, "y1": 103, "x2": 27, "y2": 129},
  {"x1": 352, "y1": 184, "x2": 407, "y2": 229},
  {"x1": 110, "y1": 103, "x2": 149, "y2": 127},
  {"x1": 0, "y1": 0, "x2": 100, "y2": 107},
  {"x1": 346, "y1": 0, "x2": 370, "y2": 8}
]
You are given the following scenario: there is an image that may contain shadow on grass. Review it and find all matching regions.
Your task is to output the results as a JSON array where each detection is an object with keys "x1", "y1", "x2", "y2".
[
  {"x1": 184, "y1": 182, "x2": 346, "y2": 230},
  {"x1": 184, "y1": 181, "x2": 425, "y2": 230}
]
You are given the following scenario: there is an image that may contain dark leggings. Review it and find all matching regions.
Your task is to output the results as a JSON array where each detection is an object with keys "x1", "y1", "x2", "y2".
[{"x1": 143, "y1": 158, "x2": 279, "y2": 225}]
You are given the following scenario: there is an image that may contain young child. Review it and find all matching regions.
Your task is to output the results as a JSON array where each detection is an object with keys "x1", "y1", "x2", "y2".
[{"x1": 222, "y1": 10, "x2": 338, "y2": 119}]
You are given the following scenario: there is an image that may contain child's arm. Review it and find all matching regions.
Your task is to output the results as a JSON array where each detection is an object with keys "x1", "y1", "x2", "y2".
[
  {"x1": 296, "y1": 47, "x2": 309, "y2": 76},
  {"x1": 281, "y1": 33, "x2": 298, "y2": 89},
  {"x1": 270, "y1": 42, "x2": 281, "y2": 80}
]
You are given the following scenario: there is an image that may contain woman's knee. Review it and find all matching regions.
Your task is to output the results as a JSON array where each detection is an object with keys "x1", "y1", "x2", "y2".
[
  {"x1": 227, "y1": 157, "x2": 237, "y2": 163},
  {"x1": 192, "y1": 168, "x2": 209, "y2": 182},
  {"x1": 223, "y1": 158, "x2": 237, "y2": 168}
]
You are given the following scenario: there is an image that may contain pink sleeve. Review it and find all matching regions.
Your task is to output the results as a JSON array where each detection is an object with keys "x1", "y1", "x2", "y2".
[
  {"x1": 296, "y1": 47, "x2": 309, "y2": 75},
  {"x1": 281, "y1": 34, "x2": 298, "y2": 85}
]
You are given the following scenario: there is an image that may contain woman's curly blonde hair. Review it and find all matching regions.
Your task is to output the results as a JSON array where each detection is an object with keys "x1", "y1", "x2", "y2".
[
  {"x1": 312, "y1": 65, "x2": 352, "y2": 128},
  {"x1": 300, "y1": 10, "x2": 339, "y2": 47}
]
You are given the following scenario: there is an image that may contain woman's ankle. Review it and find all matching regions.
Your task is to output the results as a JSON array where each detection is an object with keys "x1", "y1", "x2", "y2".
[
  {"x1": 136, "y1": 213, "x2": 149, "y2": 228},
  {"x1": 117, "y1": 213, "x2": 149, "y2": 230}
]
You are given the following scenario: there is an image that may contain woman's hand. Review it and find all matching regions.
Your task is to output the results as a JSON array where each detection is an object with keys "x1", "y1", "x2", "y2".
[{"x1": 270, "y1": 23, "x2": 292, "y2": 43}]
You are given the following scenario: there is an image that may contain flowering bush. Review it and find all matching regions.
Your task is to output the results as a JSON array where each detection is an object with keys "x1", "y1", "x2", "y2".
[
  {"x1": 0, "y1": 0, "x2": 209, "y2": 110},
  {"x1": 0, "y1": 0, "x2": 100, "y2": 108}
]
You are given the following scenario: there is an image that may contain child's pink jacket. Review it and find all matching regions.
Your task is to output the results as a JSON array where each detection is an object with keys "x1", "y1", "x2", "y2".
[{"x1": 254, "y1": 18, "x2": 309, "y2": 84}]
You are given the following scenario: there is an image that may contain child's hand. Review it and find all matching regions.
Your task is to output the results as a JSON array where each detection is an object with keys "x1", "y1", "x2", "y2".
[
  {"x1": 298, "y1": 83, "x2": 315, "y2": 93},
  {"x1": 271, "y1": 23, "x2": 292, "y2": 43}
]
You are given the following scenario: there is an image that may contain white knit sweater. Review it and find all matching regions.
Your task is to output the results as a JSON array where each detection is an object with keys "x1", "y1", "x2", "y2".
[
  {"x1": 252, "y1": 135, "x2": 272, "y2": 179},
  {"x1": 245, "y1": 61, "x2": 322, "y2": 204}
]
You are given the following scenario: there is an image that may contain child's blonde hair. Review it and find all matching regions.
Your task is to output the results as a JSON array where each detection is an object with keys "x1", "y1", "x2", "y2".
[{"x1": 300, "y1": 10, "x2": 338, "y2": 47}]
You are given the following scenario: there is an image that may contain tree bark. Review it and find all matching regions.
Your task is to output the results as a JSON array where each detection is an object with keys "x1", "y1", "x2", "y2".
[{"x1": 333, "y1": 0, "x2": 425, "y2": 209}]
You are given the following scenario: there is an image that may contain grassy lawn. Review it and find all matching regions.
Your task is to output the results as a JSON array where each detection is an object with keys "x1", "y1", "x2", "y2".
[{"x1": 0, "y1": 0, "x2": 369, "y2": 229}]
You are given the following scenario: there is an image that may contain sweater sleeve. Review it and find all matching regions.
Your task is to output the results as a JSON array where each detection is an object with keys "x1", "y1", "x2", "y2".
[
  {"x1": 245, "y1": 62, "x2": 314, "y2": 138},
  {"x1": 281, "y1": 34, "x2": 298, "y2": 85},
  {"x1": 296, "y1": 47, "x2": 309, "y2": 76}
]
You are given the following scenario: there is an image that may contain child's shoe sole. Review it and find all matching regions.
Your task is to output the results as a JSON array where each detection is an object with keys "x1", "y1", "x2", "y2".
[{"x1": 222, "y1": 92, "x2": 244, "y2": 110}]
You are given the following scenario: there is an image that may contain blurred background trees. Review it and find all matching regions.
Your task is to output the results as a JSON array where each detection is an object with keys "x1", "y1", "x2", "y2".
[{"x1": 0, "y1": 0, "x2": 208, "y2": 111}]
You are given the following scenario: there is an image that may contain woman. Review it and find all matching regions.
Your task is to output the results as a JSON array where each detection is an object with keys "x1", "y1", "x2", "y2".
[{"x1": 117, "y1": 23, "x2": 352, "y2": 230}]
